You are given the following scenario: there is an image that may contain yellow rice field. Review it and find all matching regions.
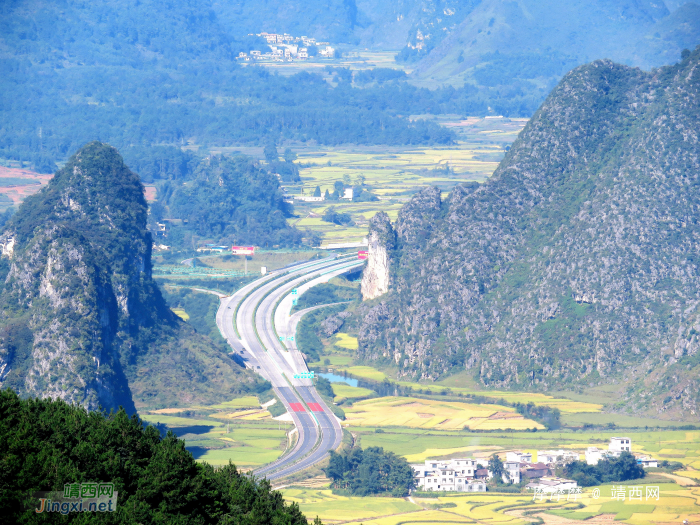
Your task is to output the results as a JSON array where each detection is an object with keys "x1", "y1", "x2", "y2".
[{"x1": 342, "y1": 396, "x2": 543, "y2": 431}]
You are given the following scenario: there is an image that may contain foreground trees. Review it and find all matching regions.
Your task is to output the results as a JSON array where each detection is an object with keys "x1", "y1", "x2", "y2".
[{"x1": 0, "y1": 389, "x2": 308, "y2": 524}]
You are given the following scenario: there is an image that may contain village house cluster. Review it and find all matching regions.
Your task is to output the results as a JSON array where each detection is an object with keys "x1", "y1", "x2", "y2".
[
  {"x1": 413, "y1": 437, "x2": 658, "y2": 494},
  {"x1": 411, "y1": 459, "x2": 487, "y2": 492},
  {"x1": 237, "y1": 32, "x2": 335, "y2": 62}
]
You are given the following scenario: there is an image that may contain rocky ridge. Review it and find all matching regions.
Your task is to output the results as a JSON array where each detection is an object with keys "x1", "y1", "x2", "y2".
[
  {"x1": 359, "y1": 47, "x2": 700, "y2": 419},
  {"x1": 0, "y1": 142, "x2": 264, "y2": 411}
]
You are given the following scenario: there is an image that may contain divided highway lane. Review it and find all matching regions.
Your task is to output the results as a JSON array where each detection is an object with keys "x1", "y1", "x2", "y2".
[
  {"x1": 255, "y1": 260, "x2": 363, "y2": 479},
  {"x1": 243, "y1": 258, "x2": 361, "y2": 478},
  {"x1": 215, "y1": 254, "x2": 358, "y2": 478}
]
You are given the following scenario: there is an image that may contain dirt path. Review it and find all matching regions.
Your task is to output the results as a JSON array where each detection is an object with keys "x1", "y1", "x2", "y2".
[
  {"x1": 654, "y1": 471, "x2": 698, "y2": 486},
  {"x1": 505, "y1": 508, "x2": 616, "y2": 525}
]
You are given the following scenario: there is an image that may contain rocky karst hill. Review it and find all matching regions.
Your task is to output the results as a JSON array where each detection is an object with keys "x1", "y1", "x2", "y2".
[
  {"x1": 0, "y1": 142, "x2": 265, "y2": 411},
  {"x1": 359, "y1": 47, "x2": 700, "y2": 419}
]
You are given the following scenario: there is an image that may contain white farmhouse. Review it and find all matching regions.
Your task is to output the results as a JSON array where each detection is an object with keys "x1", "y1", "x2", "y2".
[
  {"x1": 609, "y1": 437, "x2": 632, "y2": 453},
  {"x1": 503, "y1": 460, "x2": 521, "y2": 484},
  {"x1": 319, "y1": 46, "x2": 335, "y2": 58},
  {"x1": 585, "y1": 447, "x2": 603, "y2": 465},
  {"x1": 636, "y1": 455, "x2": 658, "y2": 468},
  {"x1": 412, "y1": 459, "x2": 485, "y2": 492}
]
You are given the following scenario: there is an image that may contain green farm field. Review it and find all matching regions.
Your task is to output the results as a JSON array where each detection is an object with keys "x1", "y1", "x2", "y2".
[
  {"x1": 244, "y1": 51, "x2": 410, "y2": 78},
  {"x1": 318, "y1": 345, "x2": 603, "y2": 415},
  {"x1": 331, "y1": 383, "x2": 374, "y2": 402},
  {"x1": 276, "y1": 116, "x2": 526, "y2": 246},
  {"x1": 140, "y1": 397, "x2": 290, "y2": 469}
]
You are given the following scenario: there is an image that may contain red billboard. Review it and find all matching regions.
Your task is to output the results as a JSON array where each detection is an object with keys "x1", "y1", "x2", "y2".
[
  {"x1": 232, "y1": 246, "x2": 255, "y2": 255},
  {"x1": 358, "y1": 250, "x2": 368, "y2": 260}
]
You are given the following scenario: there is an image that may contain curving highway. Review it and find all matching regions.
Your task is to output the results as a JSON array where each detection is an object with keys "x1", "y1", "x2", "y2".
[{"x1": 216, "y1": 253, "x2": 363, "y2": 480}]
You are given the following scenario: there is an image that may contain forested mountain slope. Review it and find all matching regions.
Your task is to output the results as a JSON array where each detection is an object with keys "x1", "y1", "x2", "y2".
[
  {"x1": 1, "y1": 0, "x2": 455, "y2": 171},
  {"x1": 0, "y1": 142, "x2": 266, "y2": 411},
  {"x1": 358, "y1": 47, "x2": 700, "y2": 420},
  {"x1": 155, "y1": 154, "x2": 303, "y2": 248},
  {"x1": 408, "y1": 0, "x2": 700, "y2": 87}
]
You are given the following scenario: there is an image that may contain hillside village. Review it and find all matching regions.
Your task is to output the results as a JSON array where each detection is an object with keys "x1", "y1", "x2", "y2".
[{"x1": 237, "y1": 32, "x2": 335, "y2": 62}]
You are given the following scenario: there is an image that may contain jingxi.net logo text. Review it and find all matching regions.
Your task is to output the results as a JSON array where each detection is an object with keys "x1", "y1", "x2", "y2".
[{"x1": 33, "y1": 482, "x2": 118, "y2": 514}]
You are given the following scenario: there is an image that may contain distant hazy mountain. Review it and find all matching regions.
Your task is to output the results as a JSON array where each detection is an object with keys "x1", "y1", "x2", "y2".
[
  {"x1": 0, "y1": 142, "x2": 266, "y2": 411},
  {"x1": 405, "y1": 0, "x2": 700, "y2": 86},
  {"x1": 358, "y1": 47, "x2": 700, "y2": 420}
]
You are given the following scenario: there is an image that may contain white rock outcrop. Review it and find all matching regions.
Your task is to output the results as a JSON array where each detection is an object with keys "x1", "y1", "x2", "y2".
[
  {"x1": 361, "y1": 231, "x2": 390, "y2": 300},
  {"x1": 361, "y1": 212, "x2": 395, "y2": 301}
]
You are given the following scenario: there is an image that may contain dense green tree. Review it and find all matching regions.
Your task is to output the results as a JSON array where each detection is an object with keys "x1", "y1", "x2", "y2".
[
  {"x1": 488, "y1": 454, "x2": 505, "y2": 484},
  {"x1": 313, "y1": 185, "x2": 322, "y2": 197},
  {"x1": 164, "y1": 154, "x2": 302, "y2": 247},
  {"x1": 264, "y1": 143, "x2": 279, "y2": 164},
  {"x1": 322, "y1": 206, "x2": 353, "y2": 226},
  {"x1": 0, "y1": 389, "x2": 308, "y2": 524},
  {"x1": 323, "y1": 446, "x2": 415, "y2": 497},
  {"x1": 563, "y1": 452, "x2": 646, "y2": 487}
]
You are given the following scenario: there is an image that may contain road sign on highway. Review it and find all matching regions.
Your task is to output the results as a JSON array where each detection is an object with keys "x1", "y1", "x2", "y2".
[
  {"x1": 292, "y1": 289, "x2": 298, "y2": 295},
  {"x1": 232, "y1": 246, "x2": 255, "y2": 255},
  {"x1": 358, "y1": 250, "x2": 368, "y2": 260},
  {"x1": 279, "y1": 336, "x2": 284, "y2": 342},
  {"x1": 292, "y1": 299, "x2": 298, "y2": 305},
  {"x1": 288, "y1": 336, "x2": 295, "y2": 341},
  {"x1": 293, "y1": 371, "x2": 314, "y2": 379}
]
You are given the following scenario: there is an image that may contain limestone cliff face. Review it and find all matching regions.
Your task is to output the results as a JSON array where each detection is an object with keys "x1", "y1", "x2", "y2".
[
  {"x1": 0, "y1": 142, "x2": 264, "y2": 411},
  {"x1": 358, "y1": 49, "x2": 700, "y2": 419},
  {"x1": 361, "y1": 212, "x2": 395, "y2": 301}
]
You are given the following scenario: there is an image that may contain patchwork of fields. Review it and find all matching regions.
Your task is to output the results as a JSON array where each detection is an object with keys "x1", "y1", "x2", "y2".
[
  {"x1": 283, "y1": 484, "x2": 700, "y2": 525},
  {"x1": 140, "y1": 397, "x2": 289, "y2": 468},
  {"x1": 279, "y1": 117, "x2": 526, "y2": 246}
]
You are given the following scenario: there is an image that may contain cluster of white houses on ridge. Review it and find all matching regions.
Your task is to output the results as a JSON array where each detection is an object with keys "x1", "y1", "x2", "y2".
[{"x1": 237, "y1": 32, "x2": 335, "y2": 62}]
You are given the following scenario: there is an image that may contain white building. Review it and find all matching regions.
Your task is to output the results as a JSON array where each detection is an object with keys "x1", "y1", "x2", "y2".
[
  {"x1": 412, "y1": 459, "x2": 485, "y2": 492},
  {"x1": 637, "y1": 455, "x2": 658, "y2": 468},
  {"x1": 293, "y1": 195, "x2": 324, "y2": 202},
  {"x1": 537, "y1": 450, "x2": 580, "y2": 465},
  {"x1": 609, "y1": 437, "x2": 631, "y2": 453},
  {"x1": 506, "y1": 451, "x2": 532, "y2": 463},
  {"x1": 503, "y1": 460, "x2": 521, "y2": 484},
  {"x1": 341, "y1": 188, "x2": 354, "y2": 200},
  {"x1": 585, "y1": 447, "x2": 603, "y2": 466},
  {"x1": 319, "y1": 46, "x2": 335, "y2": 58}
]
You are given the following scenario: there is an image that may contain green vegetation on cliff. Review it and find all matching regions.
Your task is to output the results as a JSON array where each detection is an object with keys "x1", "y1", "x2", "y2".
[
  {"x1": 358, "y1": 46, "x2": 700, "y2": 419},
  {"x1": 0, "y1": 142, "x2": 267, "y2": 412},
  {"x1": 157, "y1": 154, "x2": 302, "y2": 249}
]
